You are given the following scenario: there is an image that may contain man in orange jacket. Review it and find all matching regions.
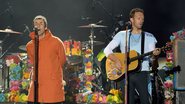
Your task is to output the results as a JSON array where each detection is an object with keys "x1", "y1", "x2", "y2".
[{"x1": 26, "y1": 15, "x2": 66, "y2": 104}]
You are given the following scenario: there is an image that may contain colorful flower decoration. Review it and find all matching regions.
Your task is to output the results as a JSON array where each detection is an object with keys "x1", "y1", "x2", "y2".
[
  {"x1": 19, "y1": 93, "x2": 28, "y2": 102},
  {"x1": 162, "y1": 32, "x2": 183, "y2": 103},
  {"x1": 107, "y1": 89, "x2": 123, "y2": 103},
  {"x1": 0, "y1": 53, "x2": 31, "y2": 103},
  {"x1": 0, "y1": 93, "x2": 6, "y2": 102},
  {"x1": 83, "y1": 49, "x2": 93, "y2": 76},
  {"x1": 172, "y1": 28, "x2": 185, "y2": 40}
]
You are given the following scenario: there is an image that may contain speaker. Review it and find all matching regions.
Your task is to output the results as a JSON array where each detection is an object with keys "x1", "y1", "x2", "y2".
[
  {"x1": 176, "y1": 91, "x2": 185, "y2": 104},
  {"x1": 174, "y1": 40, "x2": 185, "y2": 90}
]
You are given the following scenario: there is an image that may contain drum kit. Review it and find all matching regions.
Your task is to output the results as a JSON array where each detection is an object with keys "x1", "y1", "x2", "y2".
[
  {"x1": 63, "y1": 23, "x2": 107, "y2": 95},
  {"x1": 64, "y1": 23, "x2": 107, "y2": 66}
]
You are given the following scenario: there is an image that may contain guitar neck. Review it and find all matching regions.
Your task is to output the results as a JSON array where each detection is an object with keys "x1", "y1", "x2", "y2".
[
  {"x1": 129, "y1": 45, "x2": 171, "y2": 62},
  {"x1": 130, "y1": 51, "x2": 153, "y2": 62}
]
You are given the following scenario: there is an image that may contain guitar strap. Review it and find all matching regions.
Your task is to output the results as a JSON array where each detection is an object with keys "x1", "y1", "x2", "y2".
[
  {"x1": 137, "y1": 31, "x2": 145, "y2": 72},
  {"x1": 141, "y1": 31, "x2": 145, "y2": 59}
]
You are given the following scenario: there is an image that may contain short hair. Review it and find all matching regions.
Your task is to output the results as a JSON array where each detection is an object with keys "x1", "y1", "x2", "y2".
[
  {"x1": 33, "y1": 15, "x2": 47, "y2": 27},
  {"x1": 129, "y1": 8, "x2": 144, "y2": 18}
]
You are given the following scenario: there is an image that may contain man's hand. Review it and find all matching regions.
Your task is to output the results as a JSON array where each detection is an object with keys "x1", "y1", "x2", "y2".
[
  {"x1": 115, "y1": 60, "x2": 122, "y2": 70},
  {"x1": 108, "y1": 53, "x2": 122, "y2": 70},
  {"x1": 62, "y1": 80, "x2": 66, "y2": 86},
  {"x1": 153, "y1": 48, "x2": 161, "y2": 56}
]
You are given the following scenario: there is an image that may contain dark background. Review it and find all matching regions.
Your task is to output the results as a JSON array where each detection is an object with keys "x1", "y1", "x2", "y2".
[{"x1": 0, "y1": 0, "x2": 185, "y2": 57}]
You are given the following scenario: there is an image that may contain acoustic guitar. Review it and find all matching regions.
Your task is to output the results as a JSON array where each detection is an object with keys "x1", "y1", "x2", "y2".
[{"x1": 106, "y1": 45, "x2": 171, "y2": 80}]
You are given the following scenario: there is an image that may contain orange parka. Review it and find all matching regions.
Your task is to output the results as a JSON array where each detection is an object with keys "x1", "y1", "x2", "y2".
[{"x1": 26, "y1": 29, "x2": 66, "y2": 103}]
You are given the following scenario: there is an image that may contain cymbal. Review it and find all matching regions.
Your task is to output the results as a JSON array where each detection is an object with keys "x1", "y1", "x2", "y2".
[
  {"x1": 78, "y1": 24, "x2": 107, "y2": 28},
  {"x1": 82, "y1": 41, "x2": 104, "y2": 46},
  {"x1": 19, "y1": 45, "x2": 26, "y2": 51},
  {"x1": 0, "y1": 28, "x2": 22, "y2": 34}
]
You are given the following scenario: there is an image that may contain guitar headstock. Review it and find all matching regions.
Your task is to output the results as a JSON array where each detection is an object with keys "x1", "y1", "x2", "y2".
[{"x1": 161, "y1": 42, "x2": 173, "y2": 53}]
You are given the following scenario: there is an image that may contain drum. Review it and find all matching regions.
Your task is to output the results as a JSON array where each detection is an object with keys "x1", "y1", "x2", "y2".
[{"x1": 64, "y1": 40, "x2": 82, "y2": 65}]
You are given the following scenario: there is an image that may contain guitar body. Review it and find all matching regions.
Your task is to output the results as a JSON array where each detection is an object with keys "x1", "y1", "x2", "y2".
[
  {"x1": 105, "y1": 44, "x2": 172, "y2": 80},
  {"x1": 106, "y1": 50, "x2": 139, "y2": 80}
]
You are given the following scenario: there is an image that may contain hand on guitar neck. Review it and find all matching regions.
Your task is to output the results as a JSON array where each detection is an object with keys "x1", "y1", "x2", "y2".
[
  {"x1": 151, "y1": 48, "x2": 161, "y2": 71},
  {"x1": 153, "y1": 48, "x2": 161, "y2": 56}
]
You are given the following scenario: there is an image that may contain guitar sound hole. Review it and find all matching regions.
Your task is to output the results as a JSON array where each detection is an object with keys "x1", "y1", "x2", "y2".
[{"x1": 112, "y1": 69, "x2": 117, "y2": 75}]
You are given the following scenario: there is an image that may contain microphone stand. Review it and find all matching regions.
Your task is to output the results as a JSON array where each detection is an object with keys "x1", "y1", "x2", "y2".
[
  {"x1": 34, "y1": 29, "x2": 39, "y2": 104},
  {"x1": 124, "y1": 25, "x2": 130, "y2": 104},
  {"x1": 151, "y1": 56, "x2": 159, "y2": 104}
]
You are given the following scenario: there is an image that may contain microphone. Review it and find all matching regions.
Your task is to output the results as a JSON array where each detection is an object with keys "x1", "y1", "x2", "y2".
[
  {"x1": 33, "y1": 26, "x2": 40, "y2": 31},
  {"x1": 125, "y1": 21, "x2": 131, "y2": 26}
]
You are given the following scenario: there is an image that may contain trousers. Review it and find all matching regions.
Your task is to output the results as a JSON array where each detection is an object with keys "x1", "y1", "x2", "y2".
[{"x1": 128, "y1": 71, "x2": 150, "y2": 104}]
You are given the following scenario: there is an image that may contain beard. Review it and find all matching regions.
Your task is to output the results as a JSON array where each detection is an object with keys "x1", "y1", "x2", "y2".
[
  {"x1": 38, "y1": 30, "x2": 45, "y2": 36},
  {"x1": 136, "y1": 24, "x2": 143, "y2": 29}
]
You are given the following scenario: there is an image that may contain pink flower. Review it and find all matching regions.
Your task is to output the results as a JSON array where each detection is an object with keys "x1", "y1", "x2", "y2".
[
  {"x1": 164, "y1": 80, "x2": 173, "y2": 88},
  {"x1": 165, "y1": 99, "x2": 173, "y2": 104}
]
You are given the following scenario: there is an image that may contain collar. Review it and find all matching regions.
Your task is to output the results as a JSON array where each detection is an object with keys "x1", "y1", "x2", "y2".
[{"x1": 29, "y1": 29, "x2": 52, "y2": 41}]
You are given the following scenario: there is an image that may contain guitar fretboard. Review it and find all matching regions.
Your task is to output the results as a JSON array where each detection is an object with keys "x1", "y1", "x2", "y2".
[
  {"x1": 130, "y1": 51, "x2": 153, "y2": 62},
  {"x1": 130, "y1": 46, "x2": 170, "y2": 62}
]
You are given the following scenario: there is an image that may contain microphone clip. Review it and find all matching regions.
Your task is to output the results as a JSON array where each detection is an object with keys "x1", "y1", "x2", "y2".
[
  {"x1": 33, "y1": 27, "x2": 40, "y2": 32},
  {"x1": 125, "y1": 21, "x2": 131, "y2": 26}
]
